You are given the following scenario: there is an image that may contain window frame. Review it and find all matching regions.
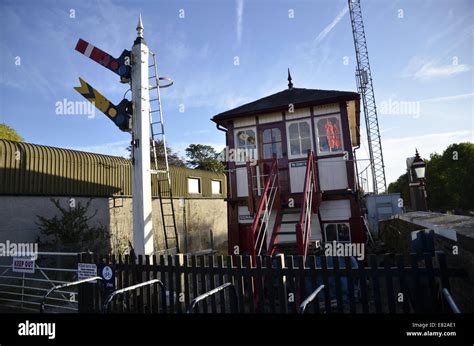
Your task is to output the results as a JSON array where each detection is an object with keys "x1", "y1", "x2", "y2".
[
  {"x1": 234, "y1": 126, "x2": 258, "y2": 165},
  {"x1": 314, "y1": 115, "x2": 345, "y2": 156},
  {"x1": 285, "y1": 119, "x2": 313, "y2": 159},
  {"x1": 261, "y1": 127, "x2": 283, "y2": 159},
  {"x1": 323, "y1": 222, "x2": 351, "y2": 242},
  {"x1": 187, "y1": 177, "x2": 201, "y2": 195},
  {"x1": 211, "y1": 179, "x2": 222, "y2": 195}
]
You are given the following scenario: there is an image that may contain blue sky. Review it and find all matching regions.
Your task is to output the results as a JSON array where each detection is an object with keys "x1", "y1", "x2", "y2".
[{"x1": 0, "y1": 0, "x2": 472, "y2": 185}]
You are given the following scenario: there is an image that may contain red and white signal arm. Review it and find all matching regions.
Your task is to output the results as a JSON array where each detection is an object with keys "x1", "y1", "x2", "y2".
[{"x1": 75, "y1": 39, "x2": 131, "y2": 82}]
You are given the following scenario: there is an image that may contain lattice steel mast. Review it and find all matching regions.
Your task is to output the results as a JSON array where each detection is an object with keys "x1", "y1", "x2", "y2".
[{"x1": 348, "y1": 0, "x2": 387, "y2": 193}]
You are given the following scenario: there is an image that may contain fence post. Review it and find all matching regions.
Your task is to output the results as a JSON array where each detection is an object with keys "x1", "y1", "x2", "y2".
[
  {"x1": 276, "y1": 254, "x2": 287, "y2": 313},
  {"x1": 77, "y1": 253, "x2": 95, "y2": 313},
  {"x1": 137, "y1": 255, "x2": 143, "y2": 313},
  {"x1": 175, "y1": 254, "x2": 185, "y2": 313}
]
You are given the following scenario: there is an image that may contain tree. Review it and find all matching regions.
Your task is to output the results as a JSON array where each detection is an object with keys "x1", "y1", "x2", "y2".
[
  {"x1": 425, "y1": 142, "x2": 474, "y2": 212},
  {"x1": 185, "y1": 144, "x2": 225, "y2": 172},
  {"x1": 36, "y1": 199, "x2": 109, "y2": 253},
  {"x1": 127, "y1": 140, "x2": 185, "y2": 167},
  {"x1": 387, "y1": 172, "x2": 411, "y2": 208},
  {"x1": 0, "y1": 123, "x2": 24, "y2": 141},
  {"x1": 387, "y1": 142, "x2": 474, "y2": 213}
]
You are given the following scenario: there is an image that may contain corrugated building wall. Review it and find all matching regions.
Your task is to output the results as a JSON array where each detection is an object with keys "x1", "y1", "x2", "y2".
[{"x1": 0, "y1": 140, "x2": 226, "y2": 198}]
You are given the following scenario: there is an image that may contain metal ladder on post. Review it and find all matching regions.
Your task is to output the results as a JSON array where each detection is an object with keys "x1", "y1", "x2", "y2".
[{"x1": 148, "y1": 50, "x2": 180, "y2": 254}]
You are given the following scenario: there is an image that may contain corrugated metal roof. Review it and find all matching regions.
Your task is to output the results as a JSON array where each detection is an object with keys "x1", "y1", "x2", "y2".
[{"x1": 0, "y1": 140, "x2": 226, "y2": 198}]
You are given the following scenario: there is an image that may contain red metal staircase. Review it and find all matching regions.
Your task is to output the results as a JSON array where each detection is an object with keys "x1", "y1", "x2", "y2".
[
  {"x1": 247, "y1": 155, "x2": 280, "y2": 264},
  {"x1": 248, "y1": 150, "x2": 323, "y2": 264},
  {"x1": 296, "y1": 149, "x2": 323, "y2": 258}
]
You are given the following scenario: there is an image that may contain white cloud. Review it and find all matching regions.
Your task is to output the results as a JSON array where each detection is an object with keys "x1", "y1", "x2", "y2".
[
  {"x1": 314, "y1": 6, "x2": 348, "y2": 45},
  {"x1": 418, "y1": 93, "x2": 474, "y2": 103},
  {"x1": 413, "y1": 62, "x2": 471, "y2": 80},
  {"x1": 402, "y1": 56, "x2": 471, "y2": 80},
  {"x1": 236, "y1": 0, "x2": 244, "y2": 45}
]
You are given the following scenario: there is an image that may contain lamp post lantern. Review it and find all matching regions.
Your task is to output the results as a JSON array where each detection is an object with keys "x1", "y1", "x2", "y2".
[{"x1": 408, "y1": 149, "x2": 428, "y2": 211}]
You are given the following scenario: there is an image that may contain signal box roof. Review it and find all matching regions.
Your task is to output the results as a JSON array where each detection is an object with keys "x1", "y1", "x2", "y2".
[{"x1": 212, "y1": 87, "x2": 359, "y2": 123}]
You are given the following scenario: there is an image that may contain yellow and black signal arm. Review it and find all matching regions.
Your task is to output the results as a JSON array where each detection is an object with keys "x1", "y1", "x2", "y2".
[{"x1": 74, "y1": 77, "x2": 132, "y2": 131}]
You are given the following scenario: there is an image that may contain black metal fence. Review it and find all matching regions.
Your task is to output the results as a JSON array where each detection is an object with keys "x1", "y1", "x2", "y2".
[{"x1": 77, "y1": 251, "x2": 464, "y2": 314}]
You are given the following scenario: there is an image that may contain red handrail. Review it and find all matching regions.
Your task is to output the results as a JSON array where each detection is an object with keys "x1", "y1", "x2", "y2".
[
  {"x1": 296, "y1": 150, "x2": 320, "y2": 259},
  {"x1": 249, "y1": 155, "x2": 279, "y2": 263}
]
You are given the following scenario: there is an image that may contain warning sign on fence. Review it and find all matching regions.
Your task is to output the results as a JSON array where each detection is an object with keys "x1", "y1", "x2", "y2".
[
  {"x1": 12, "y1": 257, "x2": 35, "y2": 274},
  {"x1": 78, "y1": 263, "x2": 97, "y2": 280}
]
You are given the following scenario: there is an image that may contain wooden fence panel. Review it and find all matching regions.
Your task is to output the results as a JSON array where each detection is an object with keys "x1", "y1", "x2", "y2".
[
  {"x1": 242, "y1": 256, "x2": 255, "y2": 313},
  {"x1": 320, "y1": 255, "x2": 332, "y2": 313},
  {"x1": 333, "y1": 257, "x2": 344, "y2": 313},
  {"x1": 369, "y1": 255, "x2": 382, "y2": 313},
  {"x1": 286, "y1": 256, "x2": 296, "y2": 313},
  {"x1": 265, "y1": 256, "x2": 276, "y2": 313},
  {"x1": 216, "y1": 256, "x2": 226, "y2": 313},
  {"x1": 384, "y1": 254, "x2": 395, "y2": 313},
  {"x1": 79, "y1": 252, "x2": 463, "y2": 314},
  {"x1": 276, "y1": 256, "x2": 287, "y2": 314},
  {"x1": 254, "y1": 256, "x2": 264, "y2": 313},
  {"x1": 308, "y1": 256, "x2": 320, "y2": 314},
  {"x1": 424, "y1": 253, "x2": 436, "y2": 313},
  {"x1": 410, "y1": 254, "x2": 421, "y2": 313},
  {"x1": 396, "y1": 254, "x2": 410, "y2": 313},
  {"x1": 345, "y1": 256, "x2": 356, "y2": 313}
]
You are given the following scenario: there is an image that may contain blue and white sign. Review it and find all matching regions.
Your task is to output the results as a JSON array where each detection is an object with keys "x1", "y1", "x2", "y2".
[{"x1": 99, "y1": 264, "x2": 115, "y2": 291}]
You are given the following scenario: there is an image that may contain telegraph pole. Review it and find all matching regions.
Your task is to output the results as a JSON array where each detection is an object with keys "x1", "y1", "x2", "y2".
[{"x1": 131, "y1": 15, "x2": 154, "y2": 256}]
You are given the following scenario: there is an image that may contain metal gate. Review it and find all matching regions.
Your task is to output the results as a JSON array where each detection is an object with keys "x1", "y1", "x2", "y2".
[{"x1": 0, "y1": 252, "x2": 80, "y2": 313}]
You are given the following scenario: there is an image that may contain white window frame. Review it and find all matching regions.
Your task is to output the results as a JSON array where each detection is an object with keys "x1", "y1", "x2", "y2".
[
  {"x1": 261, "y1": 127, "x2": 283, "y2": 159},
  {"x1": 211, "y1": 180, "x2": 222, "y2": 195},
  {"x1": 286, "y1": 119, "x2": 313, "y2": 159},
  {"x1": 314, "y1": 114, "x2": 345, "y2": 156},
  {"x1": 234, "y1": 126, "x2": 258, "y2": 165},
  {"x1": 187, "y1": 177, "x2": 201, "y2": 195},
  {"x1": 324, "y1": 222, "x2": 351, "y2": 242}
]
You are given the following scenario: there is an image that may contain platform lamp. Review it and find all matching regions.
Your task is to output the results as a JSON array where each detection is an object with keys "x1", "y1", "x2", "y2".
[{"x1": 411, "y1": 149, "x2": 428, "y2": 211}]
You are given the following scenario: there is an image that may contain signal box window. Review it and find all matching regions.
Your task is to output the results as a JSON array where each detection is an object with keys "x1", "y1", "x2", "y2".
[
  {"x1": 324, "y1": 223, "x2": 351, "y2": 242},
  {"x1": 288, "y1": 121, "x2": 311, "y2": 156},
  {"x1": 316, "y1": 117, "x2": 343, "y2": 154},
  {"x1": 262, "y1": 128, "x2": 282, "y2": 159},
  {"x1": 236, "y1": 129, "x2": 256, "y2": 162}
]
